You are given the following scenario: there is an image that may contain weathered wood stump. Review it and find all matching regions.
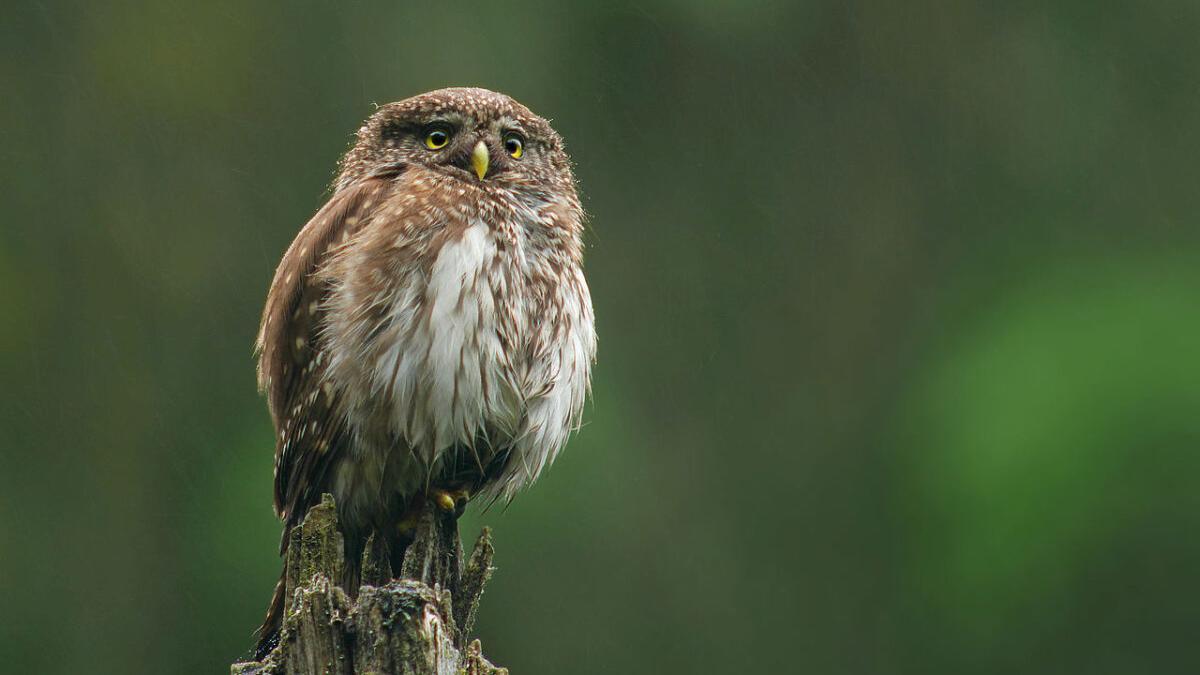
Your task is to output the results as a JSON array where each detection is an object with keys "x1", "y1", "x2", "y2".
[{"x1": 232, "y1": 494, "x2": 506, "y2": 674}]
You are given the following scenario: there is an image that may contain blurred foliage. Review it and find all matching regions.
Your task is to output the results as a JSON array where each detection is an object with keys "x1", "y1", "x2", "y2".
[{"x1": 3, "y1": 1, "x2": 1199, "y2": 673}]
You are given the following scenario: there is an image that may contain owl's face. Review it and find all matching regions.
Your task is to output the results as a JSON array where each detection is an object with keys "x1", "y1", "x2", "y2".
[{"x1": 337, "y1": 87, "x2": 573, "y2": 198}]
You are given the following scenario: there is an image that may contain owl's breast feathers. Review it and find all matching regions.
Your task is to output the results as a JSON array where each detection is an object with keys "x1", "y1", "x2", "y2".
[{"x1": 257, "y1": 166, "x2": 595, "y2": 531}]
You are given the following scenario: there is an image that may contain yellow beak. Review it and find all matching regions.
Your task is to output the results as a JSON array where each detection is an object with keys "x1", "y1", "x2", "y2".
[{"x1": 471, "y1": 141, "x2": 489, "y2": 180}]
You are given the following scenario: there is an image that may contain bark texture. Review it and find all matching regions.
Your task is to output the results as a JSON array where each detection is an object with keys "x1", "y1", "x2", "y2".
[{"x1": 232, "y1": 495, "x2": 505, "y2": 675}]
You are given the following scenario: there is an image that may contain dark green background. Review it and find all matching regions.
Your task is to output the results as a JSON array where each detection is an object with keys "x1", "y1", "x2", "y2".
[{"x1": 4, "y1": 1, "x2": 1199, "y2": 673}]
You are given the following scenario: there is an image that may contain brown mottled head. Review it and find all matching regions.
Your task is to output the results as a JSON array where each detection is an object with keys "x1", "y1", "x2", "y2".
[{"x1": 335, "y1": 87, "x2": 574, "y2": 199}]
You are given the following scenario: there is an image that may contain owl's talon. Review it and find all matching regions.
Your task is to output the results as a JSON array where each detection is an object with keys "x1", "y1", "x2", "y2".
[
  {"x1": 431, "y1": 487, "x2": 471, "y2": 517},
  {"x1": 396, "y1": 512, "x2": 419, "y2": 536},
  {"x1": 434, "y1": 491, "x2": 456, "y2": 512}
]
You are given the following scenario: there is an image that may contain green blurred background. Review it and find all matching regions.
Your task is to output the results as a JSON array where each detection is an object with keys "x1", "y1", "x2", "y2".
[{"x1": 4, "y1": 1, "x2": 1199, "y2": 673}]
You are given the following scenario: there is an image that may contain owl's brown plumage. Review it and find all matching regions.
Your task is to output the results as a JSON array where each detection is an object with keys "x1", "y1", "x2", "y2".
[{"x1": 253, "y1": 88, "x2": 595, "y2": 654}]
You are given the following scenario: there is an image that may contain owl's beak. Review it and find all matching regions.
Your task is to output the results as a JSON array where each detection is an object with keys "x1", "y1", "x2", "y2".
[{"x1": 470, "y1": 141, "x2": 489, "y2": 180}]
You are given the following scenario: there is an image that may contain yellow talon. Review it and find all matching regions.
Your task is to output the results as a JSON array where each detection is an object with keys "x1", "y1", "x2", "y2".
[
  {"x1": 434, "y1": 491, "x2": 456, "y2": 512},
  {"x1": 431, "y1": 487, "x2": 471, "y2": 516},
  {"x1": 396, "y1": 512, "x2": 420, "y2": 535}
]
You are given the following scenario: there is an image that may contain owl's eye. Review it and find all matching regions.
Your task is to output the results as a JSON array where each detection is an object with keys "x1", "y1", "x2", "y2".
[
  {"x1": 503, "y1": 133, "x2": 524, "y2": 159},
  {"x1": 424, "y1": 126, "x2": 452, "y2": 150}
]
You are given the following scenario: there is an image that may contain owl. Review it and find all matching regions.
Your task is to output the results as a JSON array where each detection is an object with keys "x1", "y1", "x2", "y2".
[{"x1": 253, "y1": 87, "x2": 595, "y2": 653}]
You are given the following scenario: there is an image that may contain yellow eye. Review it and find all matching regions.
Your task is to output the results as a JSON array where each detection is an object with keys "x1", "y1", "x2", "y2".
[
  {"x1": 504, "y1": 133, "x2": 524, "y2": 159},
  {"x1": 424, "y1": 127, "x2": 451, "y2": 150}
]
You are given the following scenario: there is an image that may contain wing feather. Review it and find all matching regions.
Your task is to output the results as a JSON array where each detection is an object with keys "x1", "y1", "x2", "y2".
[{"x1": 255, "y1": 168, "x2": 403, "y2": 532}]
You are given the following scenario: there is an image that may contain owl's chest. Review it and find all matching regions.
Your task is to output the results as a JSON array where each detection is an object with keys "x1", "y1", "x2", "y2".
[
  {"x1": 329, "y1": 218, "x2": 536, "y2": 454},
  {"x1": 416, "y1": 220, "x2": 532, "y2": 424}
]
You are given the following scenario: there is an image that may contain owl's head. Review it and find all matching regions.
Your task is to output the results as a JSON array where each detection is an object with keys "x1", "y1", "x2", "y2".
[{"x1": 336, "y1": 87, "x2": 574, "y2": 197}]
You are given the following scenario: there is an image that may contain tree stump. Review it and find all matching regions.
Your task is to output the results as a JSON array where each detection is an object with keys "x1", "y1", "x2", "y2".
[{"x1": 232, "y1": 494, "x2": 506, "y2": 674}]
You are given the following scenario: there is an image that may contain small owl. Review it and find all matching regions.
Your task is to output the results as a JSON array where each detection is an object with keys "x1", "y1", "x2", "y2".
[{"x1": 253, "y1": 87, "x2": 595, "y2": 652}]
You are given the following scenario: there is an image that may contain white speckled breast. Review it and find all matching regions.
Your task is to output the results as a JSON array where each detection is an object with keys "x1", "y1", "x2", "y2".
[{"x1": 318, "y1": 171, "x2": 594, "y2": 529}]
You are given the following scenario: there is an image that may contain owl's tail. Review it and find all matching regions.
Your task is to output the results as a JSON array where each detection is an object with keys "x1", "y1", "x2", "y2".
[{"x1": 253, "y1": 569, "x2": 287, "y2": 660}]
